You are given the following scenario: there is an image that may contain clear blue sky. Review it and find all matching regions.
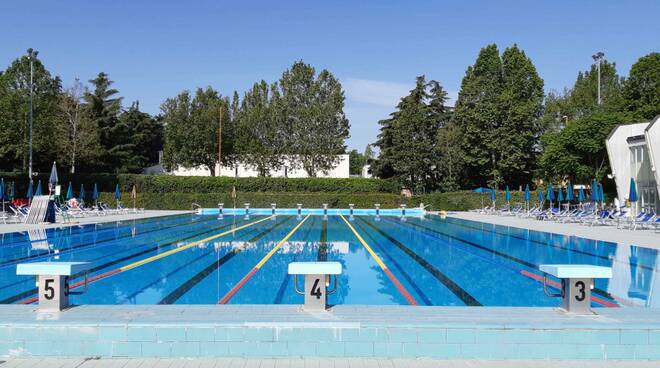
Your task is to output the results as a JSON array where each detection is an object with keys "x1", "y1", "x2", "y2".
[{"x1": 2, "y1": 1, "x2": 658, "y2": 150}]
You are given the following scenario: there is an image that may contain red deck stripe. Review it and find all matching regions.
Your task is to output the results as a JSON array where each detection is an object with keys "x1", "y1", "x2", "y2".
[
  {"x1": 218, "y1": 268, "x2": 258, "y2": 304},
  {"x1": 384, "y1": 268, "x2": 418, "y2": 306},
  {"x1": 520, "y1": 270, "x2": 618, "y2": 308}
]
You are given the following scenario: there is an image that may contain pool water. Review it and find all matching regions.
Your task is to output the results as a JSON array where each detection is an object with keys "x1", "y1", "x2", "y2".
[{"x1": 0, "y1": 214, "x2": 657, "y2": 307}]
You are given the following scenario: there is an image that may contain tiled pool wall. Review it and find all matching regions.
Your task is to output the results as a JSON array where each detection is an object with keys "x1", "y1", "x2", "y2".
[
  {"x1": 2, "y1": 318, "x2": 660, "y2": 359},
  {"x1": 198, "y1": 208, "x2": 425, "y2": 216}
]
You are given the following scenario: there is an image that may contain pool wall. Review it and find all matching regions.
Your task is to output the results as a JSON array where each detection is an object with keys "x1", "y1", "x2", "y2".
[{"x1": 2, "y1": 305, "x2": 660, "y2": 360}]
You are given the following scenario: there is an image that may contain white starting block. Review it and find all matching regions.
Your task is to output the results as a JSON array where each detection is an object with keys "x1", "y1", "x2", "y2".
[
  {"x1": 539, "y1": 264, "x2": 612, "y2": 314},
  {"x1": 288, "y1": 262, "x2": 342, "y2": 311},
  {"x1": 16, "y1": 262, "x2": 89, "y2": 311}
]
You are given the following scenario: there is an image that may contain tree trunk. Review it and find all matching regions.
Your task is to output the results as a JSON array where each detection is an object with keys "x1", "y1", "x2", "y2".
[{"x1": 209, "y1": 165, "x2": 216, "y2": 176}]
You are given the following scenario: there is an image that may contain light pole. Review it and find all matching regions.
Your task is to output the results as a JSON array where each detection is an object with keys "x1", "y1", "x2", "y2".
[
  {"x1": 592, "y1": 51, "x2": 605, "y2": 106},
  {"x1": 27, "y1": 48, "x2": 38, "y2": 183}
]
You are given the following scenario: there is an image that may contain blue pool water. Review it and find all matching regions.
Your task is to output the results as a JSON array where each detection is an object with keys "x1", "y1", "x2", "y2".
[{"x1": 0, "y1": 214, "x2": 658, "y2": 307}]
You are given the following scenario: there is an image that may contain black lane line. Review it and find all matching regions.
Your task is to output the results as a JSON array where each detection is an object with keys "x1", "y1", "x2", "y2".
[
  {"x1": 357, "y1": 217, "x2": 482, "y2": 306},
  {"x1": 442, "y1": 217, "x2": 649, "y2": 271},
  {"x1": 353, "y1": 219, "x2": 433, "y2": 306},
  {"x1": 318, "y1": 218, "x2": 328, "y2": 261},
  {"x1": 159, "y1": 216, "x2": 293, "y2": 305},
  {"x1": 396, "y1": 218, "x2": 615, "y2": 300},
  {"x1": 272, "y1": 217, "x2": 317, "y2": 304},
  {"x1": 0, "y1": 215, "x2": 227, "y2": 292},
  {"x1": 1, "y1": 218, "x2": 253, "y2": 304},
  {"x1": 0, "y1": 213, "x2": 211, "y2": 268}
]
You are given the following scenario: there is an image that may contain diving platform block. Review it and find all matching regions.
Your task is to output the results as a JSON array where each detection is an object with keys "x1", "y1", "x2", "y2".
[
  {"x1": 288, "y1": 262, "x2": 342, "y2": 311},
  {"x1": 16, "y1": 262, "x2": 90, "y2": 311},
  {"x1": 540, "y1": 264, "x2": 612, "y2": 314}
]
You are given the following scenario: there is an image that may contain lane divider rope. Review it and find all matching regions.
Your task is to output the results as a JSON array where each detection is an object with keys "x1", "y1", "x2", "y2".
[
  {"x1": 218, "y1": 214, "x2": 311, "y2": 304},
  {"x1": 339, "y1": 214, "x2": 418, "y2": 306}
]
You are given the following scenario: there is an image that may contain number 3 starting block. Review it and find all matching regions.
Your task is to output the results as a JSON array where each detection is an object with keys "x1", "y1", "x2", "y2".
[
  {"x1": 288, "y1": 262, "x2": 342, "y2": 311},
  {"x1": 540, "y1": 264, "x2": 612, "y2": 314}
]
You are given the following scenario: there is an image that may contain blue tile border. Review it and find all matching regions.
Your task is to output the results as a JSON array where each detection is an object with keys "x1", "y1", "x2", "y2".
[{"x1": 1, "y1": 305, "x2": 659, "y2": 359}]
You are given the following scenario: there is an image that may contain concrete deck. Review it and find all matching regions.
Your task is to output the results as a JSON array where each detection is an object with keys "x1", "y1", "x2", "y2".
[
  {"x1": 0, "y1": 210, "x2": 191, "y2": 235},
  {"x1": 449, "y1": 212, "x2": 660, "y2": 249}
]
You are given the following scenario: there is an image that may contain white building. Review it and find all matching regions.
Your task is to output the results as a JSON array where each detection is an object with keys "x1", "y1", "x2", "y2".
[
  {"x1": 605, "y1": 115, "x2": 660, "y2": 212},
  {"x1": 145, "y1": 154, "x2": 350, "y2": 178}
]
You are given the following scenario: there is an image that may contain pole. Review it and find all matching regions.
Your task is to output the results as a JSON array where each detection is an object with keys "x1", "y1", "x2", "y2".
[
  {"x1": 28, "y1": 49, "x2": 36, "y2": 183},
  {"x1": 592, "y1": 52, "x2": 604, "y2": 106},
  {"x1": 218, "y1": 108, "x2": 222, "y2": 176},
  {"x1": 597, "y1": 59, "x2": 601, "y2": 105}
]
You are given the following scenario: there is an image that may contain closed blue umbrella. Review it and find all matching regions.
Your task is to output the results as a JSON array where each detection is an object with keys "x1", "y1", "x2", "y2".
[
  {"x1": 538, "y1": 189, "x2": 544, "y2": 203},
  {"x1": 566, "y1": 181, "x2": 574, "y2": 202},
  {"x1": 114, "y1": 184, "x2": 121, "y2": 200},
  {"x1": 524, "y1": 184, "x2": 531, "y2": 202},
  {"x1": 578, "y1": 187, "x2": 585, "y2": 203},
  {"x1": 629, "y1": 178, "x2": 638, "y2": 202},
  {"x1": 92, "y1": 183, "x2": 99, "y2": 200},
  {"x1": 9, "y1": 181, "x2": 15, "y2": 201},
  {"x1": 35, "y1": 180, "x2": 43, "y2": 196},
  {"x1": 558, "y1": 187, "x2": 564, "y2": 202},
  {"x1": 591, "y1": 179, "x2": 598, "y2": 202},
  {"x1": 0, "y1": 178, "x2": 4, "y2": 215},
  {"x1": 546, "y1": 184, "x2": 555, "y2": 210},
  {"x1": 599, "y1": 183, "x2": 605, "y2": 205},
  {"x1": 26, "y1": 181, "x2": 33, "y2": 200},
  {"x1": 490, "y1": 188, "x2": 497, "y2": 202},
  {"x1": 505, "y1": 186, "x2": 511, "y2": 203},
  {"x1": 66, "y1": 182, "x2": 74, "y2": 200},
  {"x1": 79, "y1": 184, "x2": 85, "y2": 202}
]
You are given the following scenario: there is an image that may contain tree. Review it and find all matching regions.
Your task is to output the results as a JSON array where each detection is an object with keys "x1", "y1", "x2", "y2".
[
  {"x1": 85, "y1": 72, "x2": 123, "y2": 172},
  {"x1": 623, "y1": 52, "x2": 660, "y2": 120},
  {"x1": 234, "y1": 81, "x2": 284, "y2": 176},
  {"x1": 348, "y1": 149, "x2": 365, "y2": 175},
  {"x1": 498, "y1": 45, "x2": 544, "y2": 185},
  {"x1": 539, "y1": 112, "x2": 633, "y2": 182},
  {"x1": 363, "y1": 144, "x2": 374, "y2": 162},
  {"x1": 275, "y1": 61, "x2": 350, "y2": 176},
  {"x1": 162, "y1": 87, "x2": 228, "y2": 175},
  {"x1": 0, "y1": 52, "x2": 62, "y2": 172},
  {"x1": 451, "y1": 44, "x2": 504, "y2": 187},
  {"x1": 117, "y1": 101, "x2": 163, "y2": 173},
  {"x1": 56, "y1": 79, "x2": 101, "y2": 173}
]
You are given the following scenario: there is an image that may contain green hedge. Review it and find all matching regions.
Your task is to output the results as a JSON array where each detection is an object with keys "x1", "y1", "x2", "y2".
[
  {"x1": 116, "y1": 175, "x2": 400, "y2": 194},
  {"x1": 97, "y1": 190, "x2": 526, "y2": 211}
]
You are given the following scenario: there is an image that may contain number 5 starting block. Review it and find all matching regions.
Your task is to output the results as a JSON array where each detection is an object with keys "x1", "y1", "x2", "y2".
[
  {"x1": 288, "y1": 262, "x2": 342, "y2": 311},
  {"x1": 16, "y1": 262, "x2": 89, "y2": 312}
]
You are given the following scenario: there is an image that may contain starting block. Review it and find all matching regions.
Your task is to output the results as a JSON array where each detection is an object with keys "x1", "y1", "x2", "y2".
[
  {"x1": 288, "y1": 262, "x2": 342, "y2": 311},
  {"x1": 539, "y1": 264, "x2": 612, "y2": 314},
  {"x1": 16, "y1": 262, "x2": 89, "y2": 311}
]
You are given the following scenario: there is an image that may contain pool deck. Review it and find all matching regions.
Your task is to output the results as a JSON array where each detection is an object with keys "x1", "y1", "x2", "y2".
[
  {"x1": 2, "y1": 305, "x2": 660, "y2": 360},
  {"x1": 0, "y1": 210, "x2": 191, "y2": 235},
  {"x1": 449, "y1": 212, "x2": 660, "y2": 249}
]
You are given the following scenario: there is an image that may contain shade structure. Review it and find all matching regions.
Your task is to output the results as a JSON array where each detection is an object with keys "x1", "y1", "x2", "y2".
[
  {"x1": 537, "y1": 189, "x2": 544, "y2": 203},
  {"x1": 505, "y1": 186, "x2": 511, "y2": 203},
  {"x1": 524, "y1": 184, "x2": 531, "y2": 202},
  {"x1": 490, "y1": 188, "x2": 497, "y2": 202},
  {"x1": 599, "y1": 183, "x2": 606, "y2": 204},
  {"x1": 0, "y1": 178, "x2": 5, "y2": 201},
  {"x1": 566, "y1": 181, "x2": 574, "y2": 202},
  {"x1": 92, "y1": 184, "x2": 99, "y2": 200},
  {"x1": 66, "y1": 182, "x2": 74, "y2": 200},
  {"x1": 79, "y1": 184, "x2": 85, "y2": 202},
  {"x1": 578, "y1": 187, "x2": 585, "y2": 203},
  {"x1": 629, "y1": 178, "x2": 638, "y2": 202},
  {"x1": 558, "y1": 187, "x2": 564, "y2": 202},
  {"x1": 35, "y1": 180, "x2": 43, "y2": 196},
  {"x1": 473, "y1": 187, "x2": 492, "y2": 194},
  {"x1": 48, "y1": 161, "x2": 59, "y2": 189},
  {"x1": 114, "y1": 184, "x2": 121, "y2": 200},
  {"x1": 26, "y1": 181, "x2": 33, "y2": 199}
]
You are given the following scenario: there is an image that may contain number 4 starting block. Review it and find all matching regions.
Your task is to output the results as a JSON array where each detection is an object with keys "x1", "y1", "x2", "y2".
[
  {"x1": 288, "y1": 262, "x2": 342, "y2": 311},
  {"x1": 540, "y1": 264, "x2": 612, "y2": 314}
]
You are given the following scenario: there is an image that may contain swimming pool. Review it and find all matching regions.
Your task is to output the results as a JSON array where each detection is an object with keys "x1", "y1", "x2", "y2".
[{"x1": 1, "y1": 213, "x2": 657, "y2": 307}]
